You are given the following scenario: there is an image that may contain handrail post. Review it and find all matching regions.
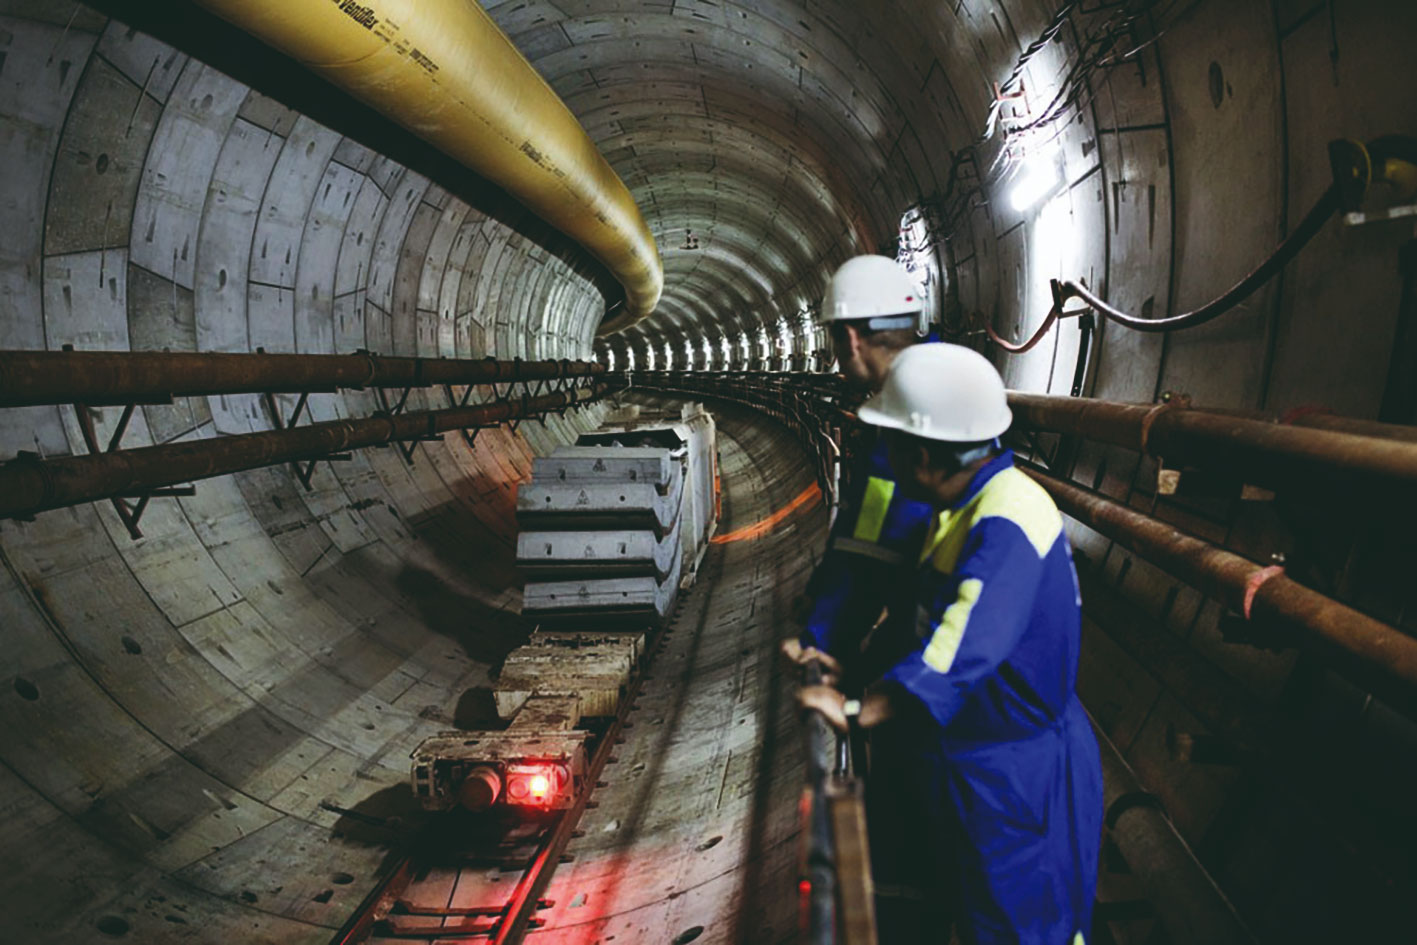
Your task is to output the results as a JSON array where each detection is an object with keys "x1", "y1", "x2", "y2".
[{"x1": 800, "y1": 660, "x2": 838, "y2": 945}]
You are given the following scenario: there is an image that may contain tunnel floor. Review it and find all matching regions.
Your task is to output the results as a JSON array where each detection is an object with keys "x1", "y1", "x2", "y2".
[
  {"x1": 526, "y1": 404, "x2": 825, "y2": 944},
  {"x1": 0, "y1": 397, "x2": 827, "y2": 944}
]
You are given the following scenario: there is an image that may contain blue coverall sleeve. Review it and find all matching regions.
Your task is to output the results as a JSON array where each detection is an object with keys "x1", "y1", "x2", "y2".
[
  {"x1": 798, "y1": 472, "x2": 901, "y2": 657},
  {"x1": 883, "y1": 517, "x2": 1045, "y2": 729}
]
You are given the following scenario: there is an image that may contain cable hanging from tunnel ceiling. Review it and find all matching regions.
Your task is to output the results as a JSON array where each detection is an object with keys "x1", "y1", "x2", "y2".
[
  {"x1": 977, "y1": 0, "x2": 1207, "y2": 188},
  {"x1": 912, "y1": 0, "x2": 1272, "y2": 347},
  {"x1": 989, "y1": 134, "x2": 1417, "y2": 352},
  {"x1": 983, "y1": 0, "x2": 1185, "y2": 144},
  {"x1": 802, "y1": 0, "x2": 1201, "y2": 350},
  {"x1": 986, "y1": 183, "x2": 1341, "y2": 352},
  {"x1": 986, "y1": 1, "x2": 1194, "y2": 181},
  {"x1": 909, "y1": 0, "x2": 1170, "y2": 270}
]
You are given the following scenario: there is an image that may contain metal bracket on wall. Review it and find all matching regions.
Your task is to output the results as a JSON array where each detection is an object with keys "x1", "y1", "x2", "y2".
[
  {"x1": 444, "y1": 383, "x2": 482, "y2": 449},
  {"x1": 375, "y1": 385, "x2": 414, "y2": 417},
  {"x1": 373, "y1": 386, "x2": 440, "y2": 465},
  {"x1": 395, "y1": 432, "x2": 444, "y2": 464},
  {"x1": 74, "y1": 402, "x2": 196, "y2": 540},
  {"x1": 264, "y1": 391, "x2": 352, "y2": 489},
  {"x1": 549, "y1": 360, "x2": 583, "y2": 418},
  {"x1": 507, "y1": 390, "x2": 532, "y2": 434}
]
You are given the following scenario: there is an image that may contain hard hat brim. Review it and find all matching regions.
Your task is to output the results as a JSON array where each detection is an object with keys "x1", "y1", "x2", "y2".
[
  {"x1": 818, "y1": 305, "x2": 922, "y2": 325},
  {"x1": 859, "y1": 397, "x2": 1013, "y2": 442},
  {"x1": 857, "y1": 401, "x2": 909, "y2": 433}
]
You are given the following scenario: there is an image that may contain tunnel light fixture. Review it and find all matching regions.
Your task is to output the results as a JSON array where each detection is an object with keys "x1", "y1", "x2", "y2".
[{"x1": 1009, "y1": 155, "x2": 1060, "y2": 213}]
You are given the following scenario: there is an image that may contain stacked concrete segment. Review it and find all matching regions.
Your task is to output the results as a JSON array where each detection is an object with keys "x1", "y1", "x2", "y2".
[
  {"x1": 574, "y1": 404, "x2": 718, "y2": 586},
  {"x1": 515, "y1": 450, "x2": 685, "y2": 537},
  {"x1": 517, "y1": 446, "x2": 686, "y2": 624},
  {"x1": 516, "y1": 528, "x2": 682, "y2": 582}
]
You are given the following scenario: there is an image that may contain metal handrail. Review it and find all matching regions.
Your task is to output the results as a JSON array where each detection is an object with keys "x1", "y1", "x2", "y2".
[{"x1": 800, "y1": 659, "x2": 839, "y2": 945}]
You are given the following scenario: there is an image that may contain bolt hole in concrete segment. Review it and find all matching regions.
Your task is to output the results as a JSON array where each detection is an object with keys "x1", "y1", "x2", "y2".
[
  {"x1": 96, "y1": 915, "x2": 129, "y2": 937},
  {"x1": 673, "y1": 927, "x2": 706, "y2": 944}
]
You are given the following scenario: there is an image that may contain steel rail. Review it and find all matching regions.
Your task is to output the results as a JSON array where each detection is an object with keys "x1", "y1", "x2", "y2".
[
  {"x1": 328, "y1": 619, "x2": 658, "y2": 944},
  {"x1": 0, "y1": 384, "x2": 605, "y2": 521},
  {"x1": 328, "y1": 855, "x2": 419, "y2": 945},
  {"x1": 1025, "y1": 468, "x2": 1417, "y2": 716},
  {"x1": 0, "y1": 349, "x2": 604, "y2": 407},
  {"x1": 488, "y1": 620, "x2": 668, "y2": 945}
]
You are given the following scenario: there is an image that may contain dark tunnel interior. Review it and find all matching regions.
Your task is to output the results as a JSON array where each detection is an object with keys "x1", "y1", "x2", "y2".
[{"x1": 2, "y1": 1, "x2": 1417, "y2": 943}]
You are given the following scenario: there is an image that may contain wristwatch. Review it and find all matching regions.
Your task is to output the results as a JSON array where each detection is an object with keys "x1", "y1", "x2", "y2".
[{"x1": 842, "y1": 698, "x2": 862, "y2": 732}]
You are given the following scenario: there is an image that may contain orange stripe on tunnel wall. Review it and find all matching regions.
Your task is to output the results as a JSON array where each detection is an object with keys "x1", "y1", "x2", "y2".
[{"x1": 710, "y1": 483, "x2": 822, "y2": 544}]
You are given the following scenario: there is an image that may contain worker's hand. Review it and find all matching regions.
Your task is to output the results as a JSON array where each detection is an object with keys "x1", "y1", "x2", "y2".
[
  {"x1": 779, "y1": 638, "x2": 842, "y2": 680},
  {"x1": 797, "y1": 684, "x2": 848, "y2": 732}
]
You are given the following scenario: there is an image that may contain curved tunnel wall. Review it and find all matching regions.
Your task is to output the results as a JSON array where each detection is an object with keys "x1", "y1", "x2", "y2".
[
  {"x1": 3, "y1": 1, "x2": 1417, "y2": 943},
  {"x1": 0, "y1": 8, "x2": 618, "y2": 940}
]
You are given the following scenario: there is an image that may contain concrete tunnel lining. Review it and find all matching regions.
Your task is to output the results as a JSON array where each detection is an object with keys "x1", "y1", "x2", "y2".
[{"x1": 3, "y1": 0, "x2": 1417, "y2": 942}]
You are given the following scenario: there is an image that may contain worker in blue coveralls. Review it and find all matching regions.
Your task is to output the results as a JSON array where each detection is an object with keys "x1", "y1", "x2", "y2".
[
  {"x1": 778, "y1": 255, "x2": 943, "y2": 937},
  {"x1": 782, "y1": 254, "x2": 935, "y2": 684},
  {"x1": 799, "y1": 343, "x2": 1103, "y2": 945}
]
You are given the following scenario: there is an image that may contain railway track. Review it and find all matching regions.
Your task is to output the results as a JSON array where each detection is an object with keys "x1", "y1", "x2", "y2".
[
  {"x1": 331, "y1": 401, "x2": 825, "y2": 945},
  {"x1": 331, "y1": 608, "x2": 674, "y2": 945}
]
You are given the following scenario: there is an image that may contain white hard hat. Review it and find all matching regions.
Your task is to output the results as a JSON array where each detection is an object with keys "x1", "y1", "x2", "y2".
[
  {"x1": 819, "y1": 255, "x2": 923, "y2": 326},
  {"x1": 858, "y1": 343, "x2": 1013, "y2": 442}
]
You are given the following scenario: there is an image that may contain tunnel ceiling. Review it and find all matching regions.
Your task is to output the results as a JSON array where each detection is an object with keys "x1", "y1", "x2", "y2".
[{"x1": 481, "y1": 0, "x2": 989, "y2": 346}]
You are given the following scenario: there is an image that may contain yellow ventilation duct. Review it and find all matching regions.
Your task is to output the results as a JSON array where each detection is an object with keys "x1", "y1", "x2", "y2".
[{"x1": 194, "y1": 0, "x2": 661, "y2": 328}]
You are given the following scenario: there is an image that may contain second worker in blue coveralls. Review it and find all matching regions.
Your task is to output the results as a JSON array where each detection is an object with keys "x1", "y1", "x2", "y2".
[
  {"x1": 800, "y1": 343, "x2": 1104, "y2": 945},
  {"x1": 779, "y1": 255, "x2": 943, "y2": 936},
  {"x1": 783, "y1": 254, "x2": 936, "y2": 691}
]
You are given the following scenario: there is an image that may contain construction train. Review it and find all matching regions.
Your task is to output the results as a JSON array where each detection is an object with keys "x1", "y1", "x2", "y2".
[{"x1": 410, "y1": 401, "x2": 719, "y2": 813}]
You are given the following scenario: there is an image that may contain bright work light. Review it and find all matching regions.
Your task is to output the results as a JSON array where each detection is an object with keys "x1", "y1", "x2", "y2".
[{"x1": 1009, "y1": 156, "x2": 1059, "y2": 212}]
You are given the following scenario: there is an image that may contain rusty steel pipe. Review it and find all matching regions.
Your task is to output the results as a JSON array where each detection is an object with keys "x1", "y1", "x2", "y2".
[
  {"x1": 1008, "y1": 393, "x2": 1417, "y2": 491},
  {"x1": 1188, "y1": 405, "x2": 1417, "y2": 443},
  {"x1": 0, "y1": 349, "x2": 604, "y2": 407},
  {"x1": 1092, "y1": 715, "x2": 1257, "y2": 945},
  {"x1": 0, "y1": 384, "x2": 604, "y2": 520},
  {"x1": 1028, "y1": 469, "x2": 1417, "y2": 713}
]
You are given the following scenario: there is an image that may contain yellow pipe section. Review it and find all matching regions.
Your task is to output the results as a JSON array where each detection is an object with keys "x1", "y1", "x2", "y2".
[{"x1": 193, "y1": 0, "x2": 661, "y2": 328}]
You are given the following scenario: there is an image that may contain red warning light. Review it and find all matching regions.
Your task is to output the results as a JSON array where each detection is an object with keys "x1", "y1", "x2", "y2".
[{"x1": 504, "y1": 763, "x2": 564, "y2": 808}]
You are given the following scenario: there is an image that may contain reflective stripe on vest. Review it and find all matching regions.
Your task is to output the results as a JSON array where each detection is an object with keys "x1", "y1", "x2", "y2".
[{"x1": 852, "y1": 475, "x2": 896, "y2": 543}]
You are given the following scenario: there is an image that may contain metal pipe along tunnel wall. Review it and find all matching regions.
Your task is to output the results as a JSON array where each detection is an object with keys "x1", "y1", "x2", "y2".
[{"x1": 3, "y1": 2, "x2": 1417, "y2": 944}]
